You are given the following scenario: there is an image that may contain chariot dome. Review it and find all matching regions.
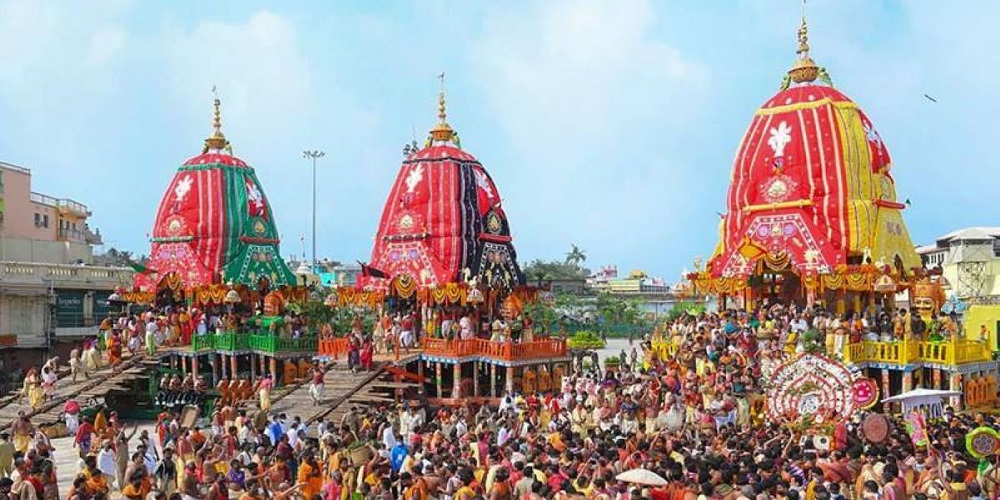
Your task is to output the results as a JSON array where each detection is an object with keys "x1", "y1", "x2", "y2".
[
  {"x1": 362, "y1": 86, "x2": 525, "y2": 291},
  {"x1": 698, "y1": 17, "x2": 920, "y2": 307},
  {"x1": 136, "y1": 97, "x2": 295, "y2": 292}
]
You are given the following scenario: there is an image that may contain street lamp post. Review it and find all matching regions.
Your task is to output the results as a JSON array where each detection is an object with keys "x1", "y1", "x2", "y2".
[{"x1": 302, "y1": 150, "x2": 325, "y2": 270}]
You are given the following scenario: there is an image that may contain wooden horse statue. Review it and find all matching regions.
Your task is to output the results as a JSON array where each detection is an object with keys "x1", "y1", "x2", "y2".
[
  {"x1": 537, "y1": 369, "x2": 551, "y2": 392},
  {"x1": 522, "y1": 369, "x2": 536, "y2": 395},
  {"x1": 216, "y1": 379, "x2": 232, "y2": 406},
  {"x1": 282, "y1": 360, "x2": 297, "y2": 386},
  {"x1": 297, "y1": 358, "x2": 312, "y2": 380},
  {"x1": 235, "y1": 379, "x2": 252, "y2": 403}
]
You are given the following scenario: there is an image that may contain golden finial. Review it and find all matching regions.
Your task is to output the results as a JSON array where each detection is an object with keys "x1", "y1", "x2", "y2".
[
  {"x1": 429, "y1": 72, "x2": 457, "y2": 144},
  {"x1": 787, "y1": 15, "x2": 819, "y2": 84},
  {"x1": 437, "y1": 72, "x2": 447, "y2": 123},
  {"x1": 203, "y1": 86, "x2": 230, "y2": 153},
  {"x1": 796, "y1": 16, "x2": 810, "y2": 57}
]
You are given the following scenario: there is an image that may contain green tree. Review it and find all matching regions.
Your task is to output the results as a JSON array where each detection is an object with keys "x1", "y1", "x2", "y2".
[
  {"x1": 524, "y1": 293, "x2": 589, "y2": 334},
  {"x1": 521, "y1": 259, "x2": 589, "y2": 283},
  {"x1": 565, "y1": 244, "x2": 587, "y2": 266},
  {"x1": 594, "y1": 293, "x2": 647, "y2": 334}
]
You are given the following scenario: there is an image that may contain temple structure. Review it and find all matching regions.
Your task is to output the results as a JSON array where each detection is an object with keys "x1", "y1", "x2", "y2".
[
  {"x1": 324, "y1": 83, "x2": 566, "y2": 405},
  {"x1": 135, "y1": 96, "x2": 295, "y2": 297},
  {"x1": 674, "y1": 17, "x2": 999, "y2": 413},
  {"x1": 362, "y1": 83, "x2": 525, "y2": 293},
  {"x1": 692, "y1": 17, "x2": 920, "y2": 314}
]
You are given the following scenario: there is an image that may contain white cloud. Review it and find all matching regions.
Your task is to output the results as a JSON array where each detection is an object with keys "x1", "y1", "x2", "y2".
[
  {"x1": 155, "y1": 10, "x2": 386, "y2": 261},
  {"x1": 159, "y1": 11, "x2": 314, "y2": 156},
  {"x1": 469, "y1": 0, "x2": 709, "y2": 272}
]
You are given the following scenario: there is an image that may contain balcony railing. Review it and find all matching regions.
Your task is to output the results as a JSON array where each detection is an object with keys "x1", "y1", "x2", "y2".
[
  {"x1": 246, "y1": 334, "x2": 317, "y2": 353},
  {"x1": 58, "y1": 228, "x2": 86, "y2": 242},
  {"x1": 420, "y1": 338, "x2": 568, "y2": 361},
  {"x1": 56, "y1": 199, "x2": 89, "y2": 216},
  {"x1": 191, "y1": 332, "x2": 317, "y2": 353},
  {"x1": 30, "y1": 192, "x2": 58, "y2": 207},
  {"x1": 318, "y1": 337, "x2": 350, "y2": 358},
  {"x1": 649, "y1": 337, "x2": 991, "y2": 368},
  {"x1": 841, "y1": 338, "x2": 992, "y2": 366},
  {"x1": 0, "y1": 262, "x2": 131, "y2": 287}
]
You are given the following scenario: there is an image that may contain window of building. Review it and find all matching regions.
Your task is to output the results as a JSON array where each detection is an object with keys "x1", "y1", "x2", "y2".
[
  {"x1": 34, "y1": 213, "x2": 40, "y2": 227},
  {"x1": 42, "y1": 214, "x2": 49, "y2": 228}
]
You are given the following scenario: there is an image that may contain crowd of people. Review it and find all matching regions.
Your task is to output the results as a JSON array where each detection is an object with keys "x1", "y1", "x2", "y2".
[{"x1": 4, "y1": 302, "x2": 999, "y2": 500}]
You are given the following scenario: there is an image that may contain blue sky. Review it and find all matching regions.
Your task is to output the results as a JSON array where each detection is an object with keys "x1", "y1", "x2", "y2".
[{"x1": 0, "y1": 0, "x2": 996, "y2": 280}]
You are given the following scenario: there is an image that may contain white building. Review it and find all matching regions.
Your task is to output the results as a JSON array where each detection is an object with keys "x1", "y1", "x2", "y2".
[{"x1": 916, "y1": 227, "x2": 1000, "y2": 299}]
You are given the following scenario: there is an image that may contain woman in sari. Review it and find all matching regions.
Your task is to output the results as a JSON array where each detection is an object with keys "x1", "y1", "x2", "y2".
[
  {"x1": 84, "y1": 338, "x2": 102, "y2": 372},
  {"x1": 107, "y1": 331, "x2": 123, "y2": 366},
  {"x1": 23, "y1": 368, "x2": 43, "y2": 410},
  {"x1": 360, "y1": 337, "x2": 374, "y2": 371},
  {"x1": 257, "y1": 375, "x2": 273, "y2": 412},
  {"x1": 99, "y1": 316, "x2": 113, "y2": 349}
]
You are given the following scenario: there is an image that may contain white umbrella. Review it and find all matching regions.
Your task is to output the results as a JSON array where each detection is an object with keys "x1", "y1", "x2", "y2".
[{"x1": 615, "y1": 468, "x2": 668, "y2": 487}]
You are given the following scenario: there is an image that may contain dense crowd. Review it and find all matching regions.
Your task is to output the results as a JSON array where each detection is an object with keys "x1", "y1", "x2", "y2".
[{"x1": 5, "y1": 303, "x2": 999, "y2": 500}]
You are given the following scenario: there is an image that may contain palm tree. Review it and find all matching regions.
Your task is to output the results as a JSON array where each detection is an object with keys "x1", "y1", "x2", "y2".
[{"x1": 565, "y1": 245, "x2": 587, "y2": 266}]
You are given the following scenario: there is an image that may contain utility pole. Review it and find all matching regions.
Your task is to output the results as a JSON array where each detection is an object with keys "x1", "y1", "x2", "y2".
[{"x1": 302, "y1": 150, "x2": 325, "y2": 270}]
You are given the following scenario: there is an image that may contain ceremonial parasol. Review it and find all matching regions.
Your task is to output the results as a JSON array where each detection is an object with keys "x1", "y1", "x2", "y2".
[
  {"x1": 881, "y1": 388, "x2": 961, "y2": 417},
  {"x1": 615, "y1": 468, "x2": 668, "y2": 487}
]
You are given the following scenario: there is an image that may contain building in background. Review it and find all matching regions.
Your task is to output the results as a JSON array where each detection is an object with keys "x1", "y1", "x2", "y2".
[
  {"x1": 916, "y1": 227, "x2": 1000, "y2": 354},
  {"x1": 592, "y1": 268, "x2": 670, "y2": 295},
  {"x1": 916, "y1": 227, "x2": 1000, "y2": 299},
  {"x1": 286, "y1": 259, "x2": 362, "y2": 288},
  {"x1": 0, "y1": 161, "x2": 130, "y2": 370},
  {"x1": 0, "y1": 161, "x2": 104, "y2": 263}
]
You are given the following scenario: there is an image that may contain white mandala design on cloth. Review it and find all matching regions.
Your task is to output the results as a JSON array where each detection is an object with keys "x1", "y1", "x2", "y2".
[
  {"x1": 768, "y1": 121, "x2": 793, "y2": 156},
  {"x1": 174, "y1": 175, "x2": 193, "y2": 202},
  {"x1": 246, "y1": 181, "x2": 265, "y2": 212},
  {"x1": 474, "y1": 170, "x2": 494, "y2": 200},
  {"x1": 405, "y1": 164, "x2": 424, "y2": 194}
]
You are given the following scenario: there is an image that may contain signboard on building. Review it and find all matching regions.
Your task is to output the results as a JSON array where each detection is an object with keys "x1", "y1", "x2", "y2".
[{"x1": 55, "y1": 290, "x2": 85, "y2": 328}]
